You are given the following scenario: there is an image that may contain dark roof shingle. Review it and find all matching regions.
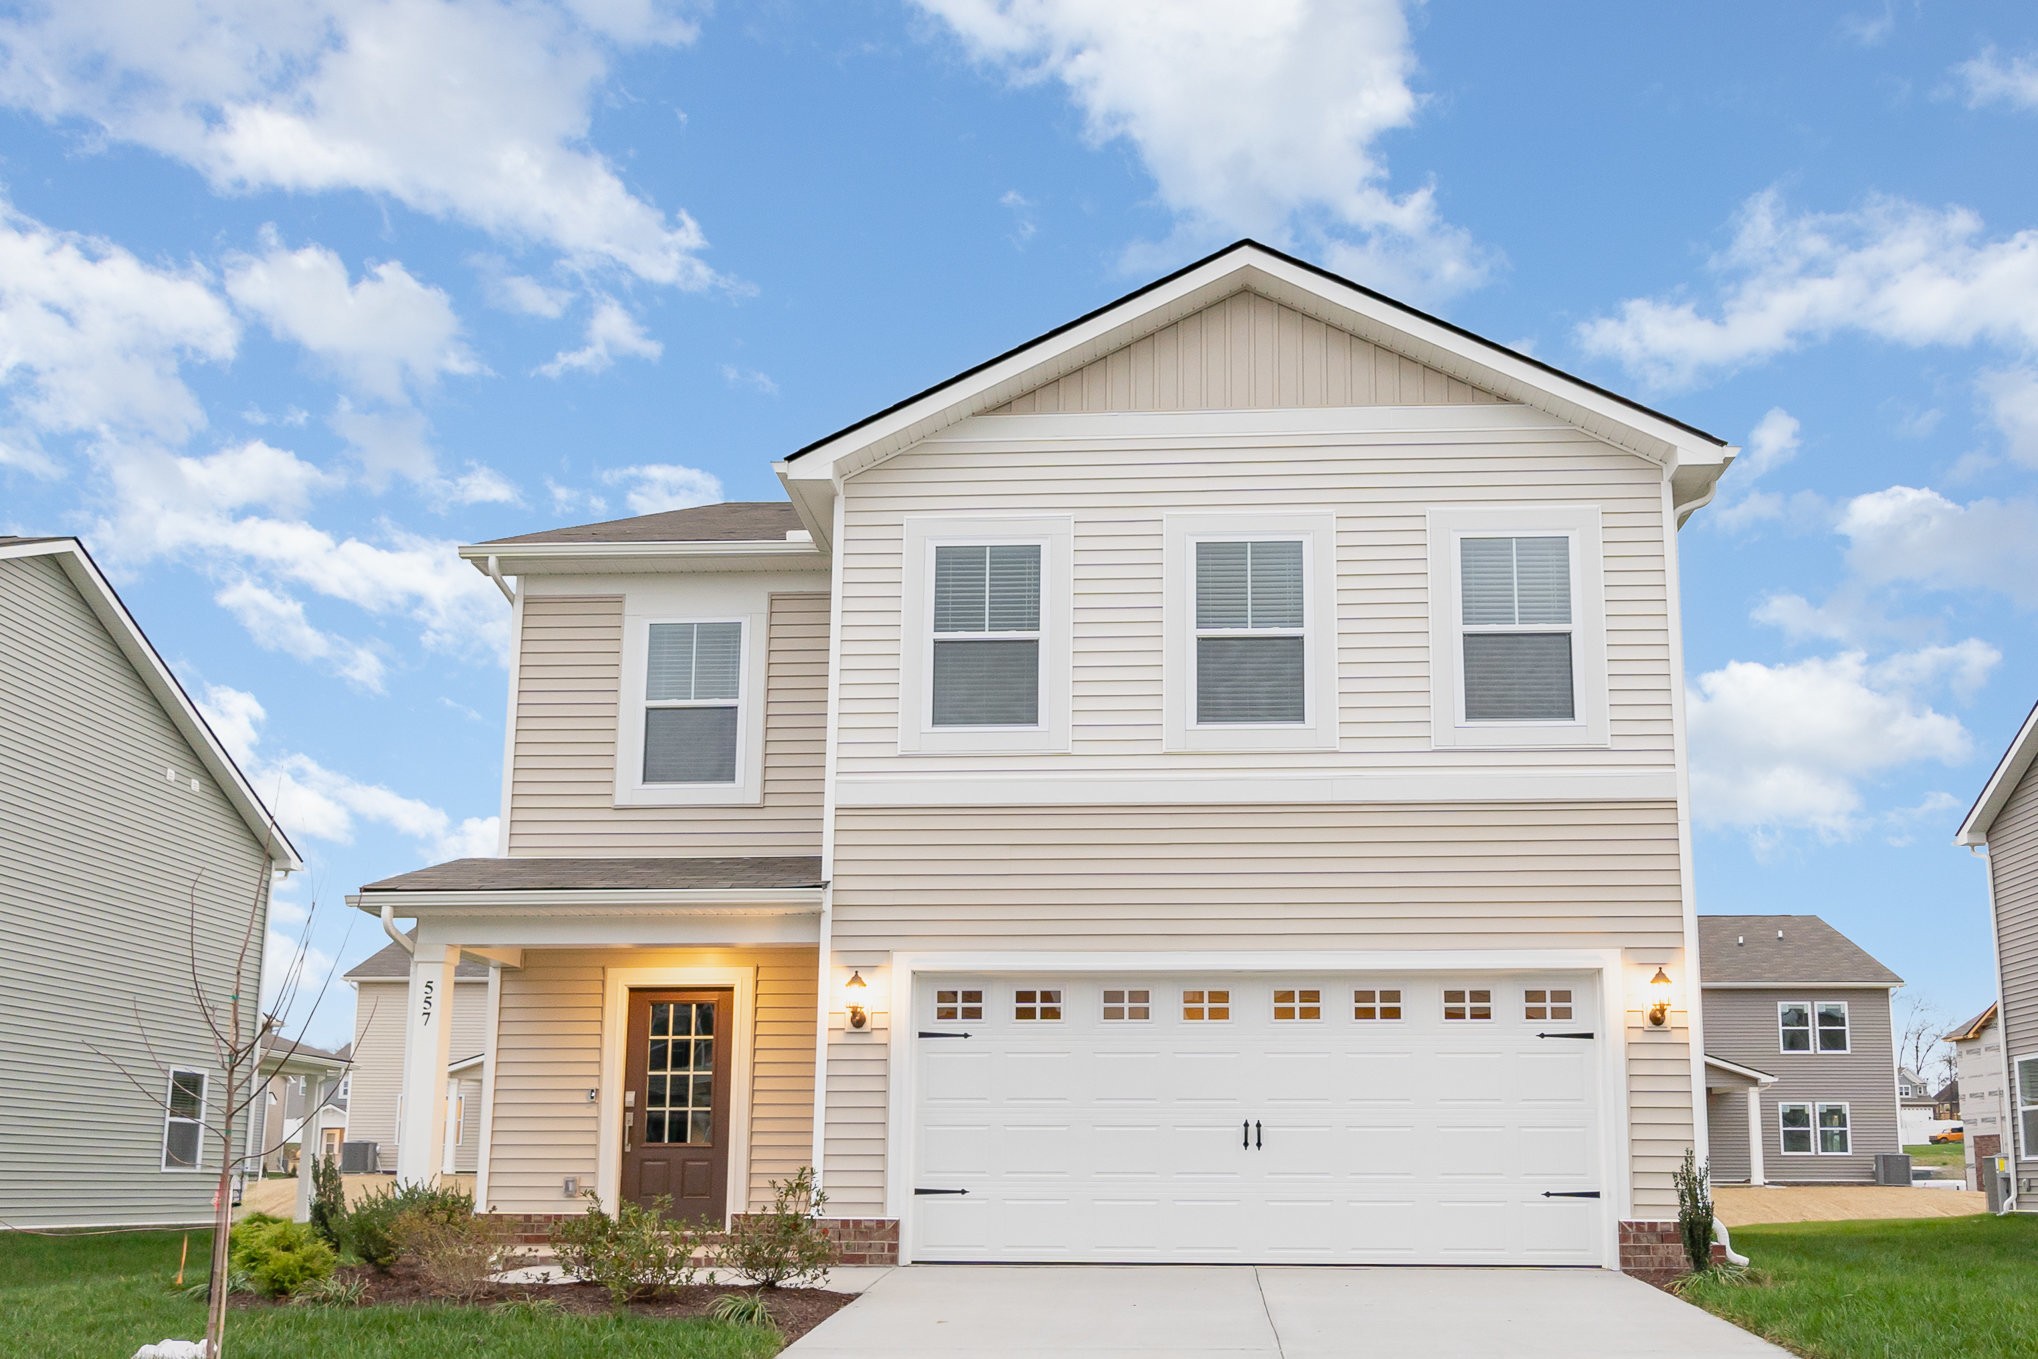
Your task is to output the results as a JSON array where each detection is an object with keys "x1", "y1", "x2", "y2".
[
  {"x1": 1698, "y1": 915, "x2": 1902, "y2": 987},
  {"x1": 359, "y1": 855, "x2": 825, "y2": 894},
  {"x1": 477, "y1": 501, "x2": 804, "y2": 547},
  {"x1": 346, "y1": 935, "x2": 491, "y2": 981}
]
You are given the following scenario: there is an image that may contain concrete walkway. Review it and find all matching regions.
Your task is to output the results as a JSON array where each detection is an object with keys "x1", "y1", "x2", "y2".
[{"x1": 781, "y1": 1265, "x2": 1790, "y2": 1358}]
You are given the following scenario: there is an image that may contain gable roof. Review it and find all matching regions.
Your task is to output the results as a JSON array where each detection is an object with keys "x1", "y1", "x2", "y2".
[
  {"x1": 0, "y1": 537, "x2": 301, "y2": 870},
  {"x1": 1697, "y1": 914, "x2": 1902, "y2": 987},
  {"x1": 776, "y1": 239, "x2": 1734, "y2": 548},
  {"x1": 1945, "y1": 1002, "x2": 1998, "y2": 1042},
  {"x1": 345, "y1": 934, "x2": 491, "y2": 981},
  {"x1": 1958, "y1": 700, "x2": 2038, "y2": 847}
]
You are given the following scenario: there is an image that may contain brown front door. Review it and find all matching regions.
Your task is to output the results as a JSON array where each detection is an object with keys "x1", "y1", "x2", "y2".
[{"x1": 621, "y1": 988, "x2": 732, "y2": 1220}]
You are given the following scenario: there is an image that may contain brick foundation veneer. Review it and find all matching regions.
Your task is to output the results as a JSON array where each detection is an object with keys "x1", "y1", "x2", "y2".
[
  {"x1": 1618, "y1": 1220, "x2": 1725, "y2": 1284},
  {"x1": 489, "y1": 1213, "x2": 578, "y2": 1246},
  {"x1": 812, "y1": 1217, "x2": 899, "y2": 1265}
]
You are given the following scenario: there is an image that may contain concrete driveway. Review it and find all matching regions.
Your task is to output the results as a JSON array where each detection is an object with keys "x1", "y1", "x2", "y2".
[{"x1": 784, "y1": 1265, "x2": 1789, "y2": 1358}]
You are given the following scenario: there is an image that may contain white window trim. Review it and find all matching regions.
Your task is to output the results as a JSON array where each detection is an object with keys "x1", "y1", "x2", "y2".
[
  {"x1": 1777, "y1": 1101, "x2": 1816, "y2": 1156},
  {"x1": 1426, "y1": 505, "x2": 1608, "y2": 749},
  {"x1": 1779, "y1": 998, "x2": 1850, "y2": 1055},
  {"x1": 899, "y1": 515, "x2": 1072, "y2": 754},
  {"x1": 2015, "y1": 1053, "x2": 2038, "y2": 1161},
  {"x1": 614, "y1": 612, "x2": 767, "y2": 806},
  {"x1": 1164, "y1": 512, "x2": 1338, "y2": 752},
  {"x1": 161, "y1": 1066, "x2": 207, "y2": 1173},
  {"x1": 1815, "y1": 1101, "x2": 1853, "y2": 1155}
]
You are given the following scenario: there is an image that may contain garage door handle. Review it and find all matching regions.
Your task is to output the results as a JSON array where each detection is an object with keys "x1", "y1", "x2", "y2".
[
  {"x1": 914, "y1": 1187, "x2": 970, "y2": 1196},
  {"x1": 918, "y1": 1030, "x2": 973, "y2": 1039},
  {"x1": 1255, "y1": 1120, "x2": 1263, "y2": 1150},
  {"x1": 1541, "y1": 1191, "x2": 1601, "y2": 1199},
  {"x1": 1537, "y1": 1032, "x2": 1595, "y2": 1040},
  {"x1": 1242, "y1": 1120, "x2": 1250, "y2": 1149}
]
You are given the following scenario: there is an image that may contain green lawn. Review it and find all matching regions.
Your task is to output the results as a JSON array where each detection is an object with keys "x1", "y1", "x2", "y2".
[
  {"x1": 0, "y1": 1230, "x2": 783, "y2": 1359},
  {"x1": 1905, "y1": 1140, "x2": 1964, "y2": 1171},
  {"x1": 1683, "y1": 1215, "x2": 2038, "y2": 1358}
]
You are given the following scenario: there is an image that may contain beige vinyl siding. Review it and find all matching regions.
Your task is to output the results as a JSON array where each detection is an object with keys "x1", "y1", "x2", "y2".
[
  {"x1": 1989, "y1": 761, "x2": 2038, "y2": 1165},
  {"x1": 824, "y1": 800, "x2": 1692, "y2": 1216},
  {"x1": 506, "y1": 591, "x2": 827, "y2": 856},
  {"x1": 0, "y1": 555, "x2": 274, "y2": 1226},
  {"x1": 348, "y1": 977, "x2": 489, "y2": 1173},
  {"x1": 992, "y1": 291, "x2": 1506, "y2": 414},
  {"x1": 1700, "y1": 988, "x2": 1899, "y2": 1183},
  {"x1": 485, "y1": 947, "x2": 816, "y2": 1216},
  {"x1": 835, "y1": 417, "x2": 1674, "y2": 779}
]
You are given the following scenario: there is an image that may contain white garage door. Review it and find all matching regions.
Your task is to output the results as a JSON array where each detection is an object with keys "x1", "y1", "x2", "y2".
[{"x1": 911, "y1": 972, "x2": 1607, "y2": 1265}]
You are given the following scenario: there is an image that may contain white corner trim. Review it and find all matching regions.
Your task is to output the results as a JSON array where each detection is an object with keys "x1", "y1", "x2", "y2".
[
  {"x1": 472, "y1": 965, "x2": 504, "y2": 1208},
  {"x1": 495, "y1": 587, "x2": 525, "y2": 855},
  {"x1": 596, "y1": 965, "x2": 757, "y2": 1224}
]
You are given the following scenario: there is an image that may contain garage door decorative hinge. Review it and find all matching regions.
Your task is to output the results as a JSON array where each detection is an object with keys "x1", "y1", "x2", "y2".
[
  {"x1": 1535, "y1": 1031, "x2": 1595, "y2": 1040},
  {"x1": 917, "y1": 1030, "x2": 973, "y2": 1039},
  {"x1": 914, "y1": 1187, "x2": 970, "y2": 1196},
  {"x1": 1541, "y1": 1190, "x2": 1601, "y2": 1199}
]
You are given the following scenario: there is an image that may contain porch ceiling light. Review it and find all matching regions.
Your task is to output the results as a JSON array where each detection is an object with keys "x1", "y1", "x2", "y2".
[
  {"x1": 845, "y1": 969, "x2": 870, "y2": 1031},
  {"x1": 1647, "y1": 967, "x2": 1673, "y2": 1028}
]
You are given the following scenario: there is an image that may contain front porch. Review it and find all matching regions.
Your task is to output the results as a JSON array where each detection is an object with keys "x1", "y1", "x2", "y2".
[{"x1": 1704, "y1": 1054, "x2": 1781, "y2": 1186}]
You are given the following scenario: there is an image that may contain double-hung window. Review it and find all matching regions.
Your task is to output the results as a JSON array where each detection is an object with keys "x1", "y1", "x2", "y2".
[
  {"x1": 1194, "y1": 540, "x2": 1305, "y2": 724},
  {"x1": 162, "y1": 1068, "x2": 206, "y2": 1171},
  {"x1": 932, "y1": 544, "x2": 1041, "y2": 727},
  {"x1": 643, "y1": 621, "x2": 743, "y2": 784},
  {"x1": 2017, "y1": 1056, "x2": 2038, "y2": 1156},
  {"x1": 1428, "y1": 506, "x2": 1606, "y2": 747},
  {"x1": 1778, "y1": 1101, "x2": 1851, "y2": 1156},
  {"x1": 1779, "y1": 1000, "x2": 1848, "y2": 1054}
]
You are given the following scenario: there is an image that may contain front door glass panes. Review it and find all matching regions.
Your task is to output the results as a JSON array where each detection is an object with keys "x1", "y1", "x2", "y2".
[{"x1": 644, "y1": 1002, "x2": 715, "y2": 1145}]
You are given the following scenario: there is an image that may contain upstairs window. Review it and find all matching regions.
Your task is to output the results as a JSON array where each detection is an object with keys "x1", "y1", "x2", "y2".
[
  {"x1": 1459, "y1": 535, "x2": 1573, "y2": 722},
  {"x1": 932, "y1": 544, "x2": 1041, "y2": 727},
  {"x1": 1780, "y1": 1001, "x2": 1849, "y2": 1054},
  {"x1": 643, "y1": 621, "x2": 742, "y2": 784},
  {"x1": 1194, "y1": 539, "x2": 1305, "y2": 725}
]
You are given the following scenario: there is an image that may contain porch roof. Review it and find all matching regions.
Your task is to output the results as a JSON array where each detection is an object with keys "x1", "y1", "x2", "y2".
[{"x1": 359, "y1": 855, "x2": 825, "y2": 895}]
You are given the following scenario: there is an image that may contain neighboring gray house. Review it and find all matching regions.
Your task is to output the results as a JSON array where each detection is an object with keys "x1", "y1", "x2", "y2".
[
  {"x1": 255, "y1": 1039, "x2": 351, "y2": 1174},
  {"x1": 1958, "y1": 701, "x2": 2038, "y2": 1208},
  {"x1": 345, "y1": 937, "x2": 489, "y2": 1175},
  {"x1": 0, "y1": 537, "x2": 301, "y2": 1228},
  {"x1": 1699, "y1": 915, "x2": 1903, "y2": 1185},
  {"x1": 1946, "y1": 1003, "x2": 2005, "y2": 1191}
]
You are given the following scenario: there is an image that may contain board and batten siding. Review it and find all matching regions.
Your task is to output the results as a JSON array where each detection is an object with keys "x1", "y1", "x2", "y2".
[
  {"x1": 823, "y1": 800, "x2": 1694, "y2": 1217},
  {"x1": 833, "y1": 412, "x2": 1675, "y2": 780},
  {"x1": 1700, "y1": 988, "x2": 1899, "y2": 1183},
  {"x1": 505, "y1": 590, "x2": 827, "y2": 856},
  {"x1": 485, "y1": 947, "x2": 817, "y2": 1216},
  {"x1": 0, "y1": 554, "x2": 276, "y2": 1227},
  {"x1": 349, "y1": 977, "x2": 490, "y2": 1173},
  {"x1": 990, "y1": 291, "x2": 1507, "y2": 415},
  {"x1": 1988, "y1": 758, "x2": 2038, "y2": 1164}
]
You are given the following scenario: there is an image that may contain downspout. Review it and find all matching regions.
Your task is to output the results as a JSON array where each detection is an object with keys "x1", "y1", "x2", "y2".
[
  {"x1": 485, "y1": 554, "x2": 516, "y2": 605},
  {"x1": 380, "y1": 900, "x2": 413, "y2": 954},
  {"x1": 1713, "y1": 1219, "x2": 1749, "y2": 1267}
]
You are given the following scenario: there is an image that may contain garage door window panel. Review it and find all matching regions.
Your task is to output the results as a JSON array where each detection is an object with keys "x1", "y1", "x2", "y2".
[
  {"x1": 1102, "y1": 988, "x2": 1150, "y2": 1021},
  {"x1": 1273, "y1": 988, "x2": 1322, "y2": 1021},
  {"x1": 1014, "y1": 988, "x2": 1062, "y2": 1021},
  {"x1": 1353, "y1": 989, "x2": 1403, "y2": 1021},
  {"x1": 1443, "y1": 989, "x2": 1493, "y2": 1021},
  {"x1": 936, "y1": 989, "x2": 982, "y2": 1022},
  {"x1": 1182, "y1": 989, "x2": 1231, "y2": 1022},
  {"x1": 1524, "y1": 989, "x2": 1573, "y2": 1021}
]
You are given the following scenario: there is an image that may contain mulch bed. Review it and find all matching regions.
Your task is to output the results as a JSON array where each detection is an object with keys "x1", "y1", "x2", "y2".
[{"x1": 235, "y1": 1263, "x2": 854, "y2": 1343}]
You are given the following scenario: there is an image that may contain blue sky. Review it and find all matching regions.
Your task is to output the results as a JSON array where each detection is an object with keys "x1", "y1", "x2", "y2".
[{"x1": 3, "y1": 1, "x2": 2035, "y2": 1049}]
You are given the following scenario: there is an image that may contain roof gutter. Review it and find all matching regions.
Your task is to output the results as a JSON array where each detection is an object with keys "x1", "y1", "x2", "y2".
[
  {"x1": 484, "y1": 554, "x2": 515, "y2": 605},
  {"x1": 380, "y1": 900, "x2": 413, "y2": 955}
]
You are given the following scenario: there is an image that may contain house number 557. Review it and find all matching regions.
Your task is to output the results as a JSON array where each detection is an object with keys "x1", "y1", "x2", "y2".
[{"x1": 419, "y1": 978, "x2": 436, "y2": 1023}]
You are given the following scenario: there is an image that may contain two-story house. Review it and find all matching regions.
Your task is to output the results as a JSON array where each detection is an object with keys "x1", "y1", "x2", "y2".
[
  {"x1": 0, "y1": 536, "x2": 300, "y2": 1228},
  {"x1": 1697, "y1": 916, "x2": 1903, "y2": 1186},
  {"x1": 1958, "y1": 700, "x2": 2038, "y2": 1208},
  {"x1": 352, "y1": 242, "x2": 1736, "y2": 1275}
]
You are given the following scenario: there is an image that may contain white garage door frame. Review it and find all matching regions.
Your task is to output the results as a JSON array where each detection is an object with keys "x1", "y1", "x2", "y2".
[{"x1": 883, "y1": 948, "x2": 1634, "y2": 1268}]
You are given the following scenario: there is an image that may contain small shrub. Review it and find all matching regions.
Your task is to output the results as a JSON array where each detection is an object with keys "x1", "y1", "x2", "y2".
[
  {"x1": 492, "y1": 1296, "x2": 562, "y2": 1319},
  {"x1": 1673, "y1": 1146, "x2": 1715, "y2": 1276},
  {"x1": 718, "y1": 1167, "x2": 837, "y2": 1289},
  {"x1": 308, "y1": 1151, "x2": 346, "y2": 1246},
  {"x1": 709, "y1": 1290, "x2": 778, "y2": 1333},
  {"x1": 229, "y1": 1216, "x2": 337, "y2": 1299},
  {"x1": 337, "y1": 1180, "x2": 474, "y2": 1270},
  {"x1": 390, "y1": 1205, "x2": 527, "y2": 1303},
  {"x1": 291, "y1": 1273, "x2": 368, "y2": 1308},
  {"x1": 549, "y1": 1192, "x2": 700, "y2": 1309}
]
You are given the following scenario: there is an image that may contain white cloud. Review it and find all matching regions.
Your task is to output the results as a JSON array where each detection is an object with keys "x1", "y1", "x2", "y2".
[
  {"x1": 1978, "y1": 367, "x2": 2038, "y2": 468},
  {"x1": 718, "y1": 363, "x2": 778, "y2": 396},
  {"x1": 199, "y1": 681, "x2": 267, "y2": 765},
  {"x1": 0, "y1": 196, "x2": 237, "y2": 441},
  {"x1": 1956, "y1": 46, "x2": 2038, "y2": 111},
  {"x1": 1577, "y1": 191, "x2": 2038, "y2": 388},
  {"x1": 215, "y1": 578, "x2": 387, "y2": 691},
  {"x1": 546, "y1": 478, "x2": 608, "y2": 518},
  {"x1": 913, "y1": 0, "x2": 1489, "y2": 299},
  {"x1": 328, "y1": 401, "x2": 520, "y2": 505},
  {"x1": 598, "y1": 462, "x2": 720, "y2": 515},
  {"x1": 0, "y1": 0, "x2": 716, "y2": 286},
  {"x1": 1688, "y1": 644, "x2": 1994, "y2": 842},
  {"x1": 538, "y1": 297, "x2": 662, "y2": 377},
  {"x1": 1708, "y1": 407, "x2": 1810, "y2": 531},
  {"x1": 225, "y1": 234, "x2": 478, "y2": 401},
  {"x1": 1837, "y1": 484, "x2": 2038, "y2": 607},
  {"x1": 475, "y1": 257, "x2": 573, "y2": 318}
]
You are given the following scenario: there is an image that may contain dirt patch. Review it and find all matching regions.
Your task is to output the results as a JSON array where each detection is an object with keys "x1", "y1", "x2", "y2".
[
  {"x1": 235, "y1": 1264, "x2": 853, "y2": 1343},
  {"x1": 1715, "y1": 1184, "x2": 1986, "y2": 1227}
]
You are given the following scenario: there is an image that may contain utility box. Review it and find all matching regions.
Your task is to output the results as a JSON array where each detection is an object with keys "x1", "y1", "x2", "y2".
[
  {"x1": 1873, "y1": 1153, "x2": 1913, "y2": 1185},
  {"x1": 1987, "y1": 1156, "x2": 2012, "y2": 1213},
  {"x1": 339, "y1": 1140, "x2": 379, "y2": 1174}
]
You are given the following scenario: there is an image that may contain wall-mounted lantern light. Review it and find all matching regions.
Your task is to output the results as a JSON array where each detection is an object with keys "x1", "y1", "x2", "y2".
[
  {"x1": 1647, "y1": 967, "x2": 1673, "y2": 1028},
  {"x1": 844, "y1": 969, "x2": 869, "y2": 1031}
]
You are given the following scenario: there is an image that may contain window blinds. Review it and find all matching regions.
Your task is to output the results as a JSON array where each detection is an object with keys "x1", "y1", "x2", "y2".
[
  {"x1": 1460, "y1": 535, "x2": 1574, "y2": 722},
  {"x1": 644, "y1": 621, "x2": 742, "y2": 782},
  {"x1": 932, "y1": 544, "x2": 1041, "y2": 726},
  {"x1": 1195, "y1": 539, "x2": 1305, "y2": 723}
]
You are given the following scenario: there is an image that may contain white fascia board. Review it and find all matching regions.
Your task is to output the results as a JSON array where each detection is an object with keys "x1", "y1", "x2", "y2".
[
  {"x1": 349, "y1": 887, "x2": 824, "y2": 913},
  {"x1": 458, "y1": 539, "x2": 828, "y2": 578},
  {"x1": 1703, "y1": 1054, "x2": 1780, "y2": 1086},
  {"x1": 779, "y1": 244, "x2": 1731, "y2": 491},
  {"x1": 0, "y1": 538, "x2": 303, "y2": 870},
  {"x1": 1958, "y1": 701, "x2": 2038, "y2": 846},
  {"x1": 1701, "y1": 981, "x2": 1902, "y2": 991}
]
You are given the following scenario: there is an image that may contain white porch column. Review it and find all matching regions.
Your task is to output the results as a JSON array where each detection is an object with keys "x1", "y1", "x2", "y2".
[
  {"x1": 395, "y1": 942, "x2": 459, "y2": 1185},
  {"x1": 1746, "y1": 1087, "x2": 1766, "y2": 1187}
]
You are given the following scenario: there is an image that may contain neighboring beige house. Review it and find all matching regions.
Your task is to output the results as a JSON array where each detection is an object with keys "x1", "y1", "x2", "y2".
[
  {"x1": 344, "y1": 938, "x2": 490, "y2": 1174},
  {"x1": 0, "y1": 536, "x2": 301, "y2": 1229},
  {"x1": 353, "y1": 241, "x2": 1736, "y2": 1274},
  {"x1": 1946, "y1": 1003, "x2": 2005, "y2": 1190},
  {"x1": 1958, "y1": 701, "x2": 2038, "y2": 1209},
  {"x1": 1697, "y1": 916, "x2": 1903, "y2": 1185}
]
